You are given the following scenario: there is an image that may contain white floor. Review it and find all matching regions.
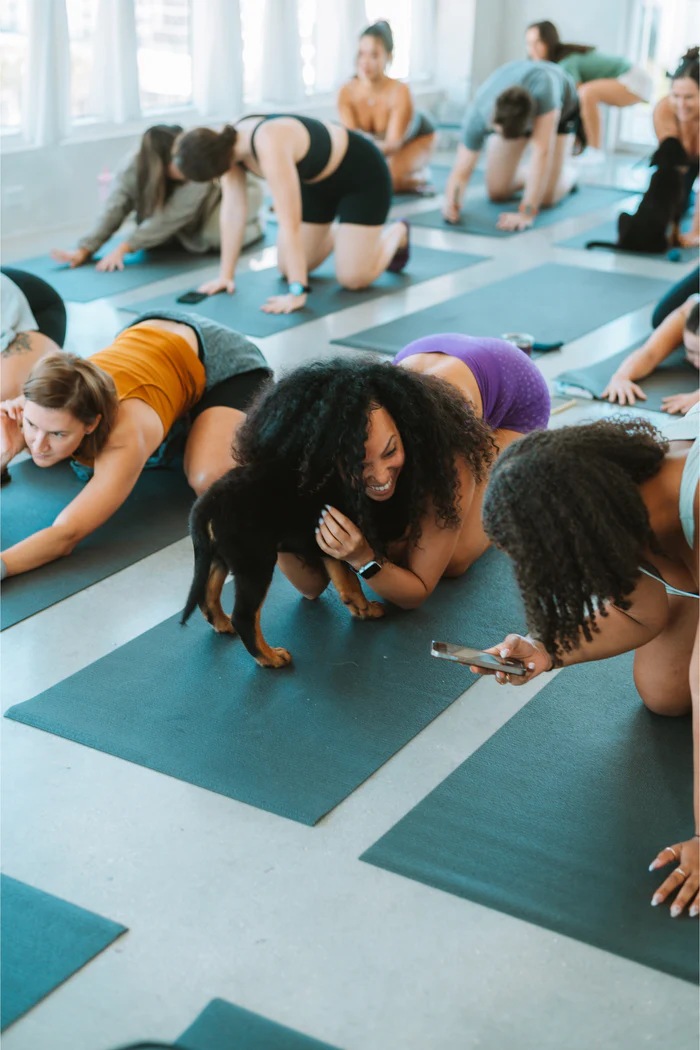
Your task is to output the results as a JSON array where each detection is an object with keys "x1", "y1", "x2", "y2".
[{"x1": 2, "y1": 153, "x2": 699, "y2": 1050}]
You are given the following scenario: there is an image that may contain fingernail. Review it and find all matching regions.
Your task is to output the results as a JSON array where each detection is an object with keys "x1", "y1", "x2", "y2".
[
  {"x1": 500, "y1": 649, "x2": 509, "y2": 658},
  {"x1": 324, "y1": 504, "x2": 331, "y2": 510},
  {"x1": 671, "y1": 905, "x2": 681, "y2": 917},
  {"x1": 648, "y1": 861, "x2": 657, "y2": 871},
  {"x1": 527, "y1": 662, "x2": 535, "y2": 670},
  {"x1": 690, "y1": 905, "x2": 698, "y2": 917},
  {"x1": 651, "y1": 895, "x2": 661, "y2": 906}
]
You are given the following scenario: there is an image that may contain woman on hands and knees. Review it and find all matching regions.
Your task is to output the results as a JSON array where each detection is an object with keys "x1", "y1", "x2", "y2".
[
  {"x1": 603, "y1": 295, "x2": 699, "y2": 415},
  {"x1": 174, "y1": 115, "x2": 408, "y2": 316},
  {"x1": 338, "y1": 21, "x2": 437, "y2": 195},
  {"x1": 473, "y1": 416, "x2": 699, "y2": 917}
]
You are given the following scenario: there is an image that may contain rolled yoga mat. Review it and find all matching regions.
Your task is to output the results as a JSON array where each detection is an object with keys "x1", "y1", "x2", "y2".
[
  {"x1": 554, "y1": 344, "x2": 698, "y2": 412},
  {"x1": 361, "y1": 655, "x2": 699, "y2": 985},
  {"x1": 331, "y1": 263, "x2": 671, "y2": 355},
  {"x1": 406, "y1": 184, "x2": 638, "y2": 237},
  {"x1": 555, "y1": 214, "x2": 696, "y2": 259},
  {"x1": 175, "y1": 997, "x2": 341, "y2": 1050},
  {"x1": 8, "y1": 231, "x2": 273, "y2": 304},
  {"x1": 1, "y1": 874, "x2": 126, "y2": 1031},
  {"x1": 1, "y1": 458, "x2": 194, "y2": 631},
  {"x1": 6, "y1": 547, "x2": 525, "y2": 826},
  {"x1": 123, "y1": 246, "x2": 488, "y2": 340}
]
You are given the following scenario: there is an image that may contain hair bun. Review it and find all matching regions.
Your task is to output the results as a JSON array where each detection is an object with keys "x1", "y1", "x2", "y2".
[
  {"x1": 219, "y1": 124, "x2": 238, "y2": 147},
  {"x1": 363, "y1": 19, "x2": 394, "y2": 54},
  {"x1": 682, "y1": 46, "x2": 699, "y2": 61}
]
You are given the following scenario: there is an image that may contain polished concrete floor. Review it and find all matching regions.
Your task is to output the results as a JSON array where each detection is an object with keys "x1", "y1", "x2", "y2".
[{"x1": 2, "y1": 152, "x2": 698, "y2": 1050}]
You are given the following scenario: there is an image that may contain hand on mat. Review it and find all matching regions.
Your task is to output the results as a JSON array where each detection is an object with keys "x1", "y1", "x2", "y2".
[
  {"x1": 679, "y1": 230, "x2": 700, "y2": 248},
  {"x1": 496, "y1": 212, "x2": 534, "y2": 232},
  {"x1": 442, "y1": 201, "x2": 461, "y2": 225},
  {"x1": 197, "y1": 276, "x2": 235, "y2": 296},
  {"x1": 50, "y1": 247, "x2": 91, "y2": 268},
  {"x1": 95, "y1": 244, "x2": 129, "y2": 272},
  {"x1": 470, "y1": 633, "x2": 553, "y2": 685},
  {"x1": 649, "y1": 837, "x2": 699, "y2": 917},
  {"x1": 315, "y1": 505, "x2": 372, "y2": 567},
  {"x1": 261, "y1": 292, "x2": 307, "y2": 315},
  {"x1": 661, "y1": 390, "x2": 700, "y2": 415},
  {"x1": 601, "y1": 376, "x2": 647, "y2": 406}
]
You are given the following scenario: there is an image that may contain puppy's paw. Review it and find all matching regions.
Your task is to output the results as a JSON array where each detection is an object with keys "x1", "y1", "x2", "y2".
[
  {"x1": 203, "y1": 608, "x2": 236, "y2": 634},
  {"x1": 350, "y1": 600, "x2": 385, "y2": 620},
  {"x1": 256, "y1": 646, "x2": 292, "y2": 668}
]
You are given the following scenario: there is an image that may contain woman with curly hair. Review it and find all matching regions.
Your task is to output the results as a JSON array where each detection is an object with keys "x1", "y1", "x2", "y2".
[
  {"x1": 254, "y1": 342, "x2": 547, "y2": 610},
  {"x1": 472, "y1": 414, "x2": 699, "y2": 917}
]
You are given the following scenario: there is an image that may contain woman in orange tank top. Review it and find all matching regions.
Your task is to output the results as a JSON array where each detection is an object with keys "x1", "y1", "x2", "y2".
[{"x1": 0, "y1": 311, "x2": 270, "y2": 579}]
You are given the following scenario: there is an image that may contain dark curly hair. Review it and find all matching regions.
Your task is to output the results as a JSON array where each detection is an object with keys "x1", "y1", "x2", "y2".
[
  {"x1": 482, "y1": 417, "x2": 669, "y2": 663},
  {"x1": 235, "y1": 357, "x2": 496, "y2": 556}
]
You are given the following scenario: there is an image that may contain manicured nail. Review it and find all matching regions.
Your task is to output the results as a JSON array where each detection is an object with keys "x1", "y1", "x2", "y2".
[
  {"x1": 671, "y1": 905, "x2": 681, "y2": 917},
  {"x1": 527, "y1": 662, "x2": 535, "y2": 670},
  {"x1": 651, "y1": 895, "x2": 661, "y2": 906},
  {"x1": 690, "y1": 905, "x2": 698, "y2": 917},
  {"x1": 648, "y1": 861, "x2": 657, "y2": 871},
  {"x1": 324, "y1": 504, "x2": 331, "y2": 510},
  {"x1": 500, "y1": 649, "x2": 509, "y2": 658}
]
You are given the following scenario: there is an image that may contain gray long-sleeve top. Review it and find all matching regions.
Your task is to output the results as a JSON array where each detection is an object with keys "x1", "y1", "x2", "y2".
[{"x1": 77, "y1": 155, "x2": 233, "y2": 255}]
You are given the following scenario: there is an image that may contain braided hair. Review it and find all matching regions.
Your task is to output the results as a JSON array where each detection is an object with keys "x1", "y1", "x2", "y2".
[
  {"x1": 235, "y1": 357, "x2": 496, "y2": 555},
  {"x1": 482, "y1": 417, "x2": 669, "y2": 662}
]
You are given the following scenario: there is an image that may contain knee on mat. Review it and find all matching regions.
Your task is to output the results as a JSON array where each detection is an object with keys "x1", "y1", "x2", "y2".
[
  {"x1": 487, "y1": 188, "x2": 514, "y2": 204},
  {"x1": 187, "y1": 466, "x2": 224, "y2": 497},
  {"x1": 637, "y1": 686, "x2": 691, "y2": 718},
  {"x1": 336, "y1": 269, "x2": 371, "y2": 292}
]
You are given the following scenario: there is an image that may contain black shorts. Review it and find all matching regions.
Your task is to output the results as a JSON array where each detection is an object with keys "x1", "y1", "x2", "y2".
[
  {"x1": 190, "y1": 367, "x2": 272, "y2": 420},
  {"x1": 1, "y1": 267, "x2": 67, "y2": 347},
  {"x1": 558, "y1": 103, "x2": 580, "y2": 136},
  {"x1": 300, "y1": 131, "x2": 392, "y2": 226}
]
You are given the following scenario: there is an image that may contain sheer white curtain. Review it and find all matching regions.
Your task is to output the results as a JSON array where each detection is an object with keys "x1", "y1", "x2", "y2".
[
  {"x1": 23, "y1": 0, "x2": 71, "y2": 144},
  {"x1": 259, "y1": 0, "x2": 305, "y2": 103},
  {"x1": 91, "y1": 0, "x2": 141, "y2": 124},
  {"x1": 409, "y1": 0, "x2": 435, "y2": 79},
  {"x1": 193, "y1": 0, "x2": 244, "y2": 117},
  {"x1": 314, "y1": 0, "x2": 367, "y2": 93}
]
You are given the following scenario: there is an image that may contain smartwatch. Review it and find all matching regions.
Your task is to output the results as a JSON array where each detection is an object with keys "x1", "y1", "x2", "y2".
[
  {"x1": 288, "y1": 281, "x2": 310, "y2": 297},
  {"x1": 353, "y1": 558, "x2": 382, "y2": 580}
]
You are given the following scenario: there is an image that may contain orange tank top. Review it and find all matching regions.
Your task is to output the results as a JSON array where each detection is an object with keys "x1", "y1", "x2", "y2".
[{"x1": 77, "y1": 324, "x2": 206, "y2": 465}]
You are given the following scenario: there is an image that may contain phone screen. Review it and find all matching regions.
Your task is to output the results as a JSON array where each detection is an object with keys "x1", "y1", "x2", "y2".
[
  {"x1": 176, "y1": 290, "x2": 208, "y2": 304},
  {"x1": 430, "y1": 641, "x2": 527, "y2": 675}
]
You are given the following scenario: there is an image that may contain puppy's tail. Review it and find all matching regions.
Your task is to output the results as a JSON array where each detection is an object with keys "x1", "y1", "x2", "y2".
[
  {"x1": 181, "y1": 492, "x2": 215, "y2": 625},
  {"x1": 585, "y1": 240, "x2": 620, "y2": 251}
]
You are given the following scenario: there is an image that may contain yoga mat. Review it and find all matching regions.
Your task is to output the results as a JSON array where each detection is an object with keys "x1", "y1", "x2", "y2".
[
  {"x1": 555, "y1": 215, "x2": 696, "y2": 259},
  {"x1": 555, "y1": 344, "x2": 698, "y2": 412},
  {"x1": 1, "y1": 874, "x2": 126, "y2": 1030},
  {"x1": 407, "y1": 184, "x2": 638, "y2": 236},
  {"x1": 124, "y1": 246, "x2": 488, "y2": 339},
  {"x1": 6, "y1": 547, "x2": 525, "y2": 825},
  {"x1": 362, "y1": 655, "x2": 699, "y2": 985},
  {"x1": 1, "y1": 457, "x2": 193, "y2": 631},
  {"x1": 332, "y1": 263, "x2": 671, "y2": 355},
  {"x1": 177, "y1": 998, "x2": 341, "y2": 1050},
  {"x1": 8, "y1": 231, "x2": 272, "y2": 303}
]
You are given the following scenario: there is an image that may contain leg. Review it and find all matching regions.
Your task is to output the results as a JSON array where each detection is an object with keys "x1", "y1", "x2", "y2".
[
  {"x1": 633, "y1": 594, "x2": 697, "y2": 715},
  {"x1": 277, "y1": 552, "x2": 329, "y2": 601},
  {"x1": 388, "y1": 133, "x2": 437, "y2": 192},
  {"x1": 578, "y1": 79, "x2": 642, "y2": 149},
  {"x1": 540, "y1": 133, "x2": 576, "y2": 207},
  {"x1": 232, "y1": 562, "x2": 292, "y2": 668},
  {"x1": 484, "y1": 135, "x2": 528, "y2": 202},
  {"x1": 1, "y1": 268, "x2": 67, "y2": 346},
  {"x1": 183, "y1": 406, "x2": 245, "y2": 496},
  {"x1": 333, "y1": 221, "x2": 407, "y2": 290},
  {"x1": 652, "y1": 267, "x2": 700, "y2": 328},
  {"x1": 1, "y1": 330, "x2": 61, "y2": 401},
  {"x1": 201, "y1": 557, "x2": 236, "y2": 634},
  {"x1": 277, "y1": 222, "x2": 334, "y2": 278},
  {"x1": 323, "y1": 557, "x2": 385, "y2": 619}
]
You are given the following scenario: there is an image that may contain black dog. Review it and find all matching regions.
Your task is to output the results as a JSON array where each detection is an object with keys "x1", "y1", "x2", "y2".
[
  {"x1": 181, "y1": 466, "x2": 389, "y2": 668},
  {"x1": 586, "y1": 136, "x2": 689, "y2": 254}
]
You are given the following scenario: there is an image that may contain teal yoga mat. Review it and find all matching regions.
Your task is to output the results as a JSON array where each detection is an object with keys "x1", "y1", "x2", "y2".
[
  {"x1": 8, "y1": 231, "x2": 272, "y2": 303},
  {"x1": 6, "y1": 547, "x2": 525, "y2": 825},
  {"x1": 1, "y1": 458, "x2": 193, "y2": 631},
  {"x1": 177, "y1": 998, "x2": 341, "y2": 1049},
  {"x1": 1, "y1": 875, "x2": 126, "y2": 1030},
  {"x1": 362, "y1": 655, "x2": 699, "y2": 984},
  {"x1": 555, "y1": 343, "x2": 698, "y2": 412},
  {"x1": 332, "y1": 263, "x2": 671, "y2": 355},
  {"x1": 407, "y1": 184, "x2": 638, "y2": 236},
  {"x1": 555, "y1": 214, "x2": 696, "y2": 259},
  {"x1": 124, "y1": 246, "x2": 488, "y2": 339}
]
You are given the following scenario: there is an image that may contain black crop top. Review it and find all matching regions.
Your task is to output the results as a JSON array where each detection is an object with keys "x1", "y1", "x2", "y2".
[{"x1": 248, "y1": 114, "x2": 332, "y2": 181}]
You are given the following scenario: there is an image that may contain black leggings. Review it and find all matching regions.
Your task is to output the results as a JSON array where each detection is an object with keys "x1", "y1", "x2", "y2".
[
  {"x1": 651, "y1": 266, "x2": 699, "y2": 328},
  {"x1": 1, "y1": 267, "x2": 67, "y2": 347},
  {"x1": 300, "y1": 131, "x2": 392, "y2": 226}
]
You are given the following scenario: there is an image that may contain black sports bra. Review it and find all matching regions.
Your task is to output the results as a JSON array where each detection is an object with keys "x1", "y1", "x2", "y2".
[{"x1": 246, "y1": 114, "x2": 332, "y2": 181}]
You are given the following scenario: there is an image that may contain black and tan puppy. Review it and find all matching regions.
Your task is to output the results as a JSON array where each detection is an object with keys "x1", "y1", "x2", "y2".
[
  {"x1": 180, "y1": 467, "x2": 386, "y2": 668},
  {"x1": 586, "y1": 136, "x2": 689, "y2": 254}
]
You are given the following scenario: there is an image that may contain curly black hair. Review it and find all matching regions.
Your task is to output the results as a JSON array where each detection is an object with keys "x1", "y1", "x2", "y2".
[
  {"x1": 235, "y1": 357, "x2": 496, "y2": 555},
  {"x1": 482, "y1": 417, "x2": 669, "y2": 662}
]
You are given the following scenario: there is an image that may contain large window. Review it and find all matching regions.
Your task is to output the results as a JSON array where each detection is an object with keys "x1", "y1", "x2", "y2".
[
  {"x1": 0, "y1": 0, "x2": 28, "y2": 131},
  {"x1": 135, "y1": 0, "x2": 193, "y2": 111},
  {"x1": 66, "y1": 0, "x2": 98, "y2": 121}
]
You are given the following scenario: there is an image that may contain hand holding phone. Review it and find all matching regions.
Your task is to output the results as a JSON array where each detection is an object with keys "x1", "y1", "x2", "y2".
[{"x1": 430, "y1": 640, "x2": 527, "y2": 676}]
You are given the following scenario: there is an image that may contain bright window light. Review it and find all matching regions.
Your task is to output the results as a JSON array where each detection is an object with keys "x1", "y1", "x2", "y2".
[
  {"x1": 0, "y1": 0, "x2": 28, "y2": 131},
  {"x1": 135, "y1": 0, "x2": 193, "y2": 112}
]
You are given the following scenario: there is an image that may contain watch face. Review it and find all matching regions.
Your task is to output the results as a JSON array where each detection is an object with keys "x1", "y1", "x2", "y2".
[{"x1": 359, "y1": 560, "x2": 382, "y2": 580}]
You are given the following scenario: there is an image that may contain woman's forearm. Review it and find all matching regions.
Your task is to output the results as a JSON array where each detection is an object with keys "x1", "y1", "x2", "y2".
[
  {"x1": 348, "y1": 557, "x2": 432, "y2": 610},
  {"x1": 277, "y1": 223, "x2": 308, "y2": 287},
  {"x1": 218, "y1": 188, "x2": 247, "y2": 281},
  {"x1": 522, "y1": 145, "x2": 550, "y2": 212},
  {"x1": 2, "y1": 523, "x2": 81, "y2": 576}
]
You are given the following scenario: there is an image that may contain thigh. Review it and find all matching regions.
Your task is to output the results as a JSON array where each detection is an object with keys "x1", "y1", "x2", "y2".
[
  {"x1": 183, "y1": 405, "x2": 246, "y2": 494},
  {"x1": 389, "y1": 134, "x2": 436, "y2": 180},
  {"x1": 1, "y1": 330, "x2": 61, "y2": 401},
  {"x1": 541, "y1": 133, "x2": 574, "y2": 202},
  {"x1": 277, "y1": 221, "x2": 334, "y2": 277},
  {"x1": 1, "y1": 268, "x2": 66, "y2": 346},
  {"x1": 652, "y1": 267, "x2": 700, "y2": 328},
  {"x1": 580, "y1": 78, "x2": 642, "y2": 107},
  {"x1": 333, "y1": 223, "x2": 384, "y2": 285},
  {"x1": 485, "y1": 136, "x2": 528, "y2": 201},
  {"x1": 633, "y1": 594, "x2": 698, "y2": 715}
]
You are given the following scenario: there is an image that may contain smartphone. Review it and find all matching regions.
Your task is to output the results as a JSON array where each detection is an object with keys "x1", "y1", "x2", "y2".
[
  {"x1": 430, "y1": 640, "x2": 527, "y2": 675},
  {"x1": 176, "y1": 290, "x2": 208, "y2": 304}
]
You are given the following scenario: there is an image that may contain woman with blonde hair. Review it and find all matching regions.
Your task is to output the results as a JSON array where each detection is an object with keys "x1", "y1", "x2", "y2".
[{"x1": 51, "y1": 125, "x2": 264, "y2": 273}]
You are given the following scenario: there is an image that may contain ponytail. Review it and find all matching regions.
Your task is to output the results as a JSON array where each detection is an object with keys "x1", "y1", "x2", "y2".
[
  {"x1": 528, "y1": 20, "x2": 593, "y2": 63},
  {"x1": 24, "y1": 353, "x2": 118, "y2": 460}
]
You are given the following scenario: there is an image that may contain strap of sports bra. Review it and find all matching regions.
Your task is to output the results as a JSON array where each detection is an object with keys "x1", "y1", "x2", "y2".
[{"x1": 638, "y1": 565, "x2": 699, "y2": 599}]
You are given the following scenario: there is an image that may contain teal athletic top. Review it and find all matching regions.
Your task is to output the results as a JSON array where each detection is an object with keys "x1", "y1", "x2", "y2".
[{"x1": 558, "y1": 51, "x2": 632, "y2": 84}]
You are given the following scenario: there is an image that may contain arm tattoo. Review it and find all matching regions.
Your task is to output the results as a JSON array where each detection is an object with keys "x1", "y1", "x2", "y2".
[{"x1": 2, "y1": 332, "x2": 35, "y2": 358}]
